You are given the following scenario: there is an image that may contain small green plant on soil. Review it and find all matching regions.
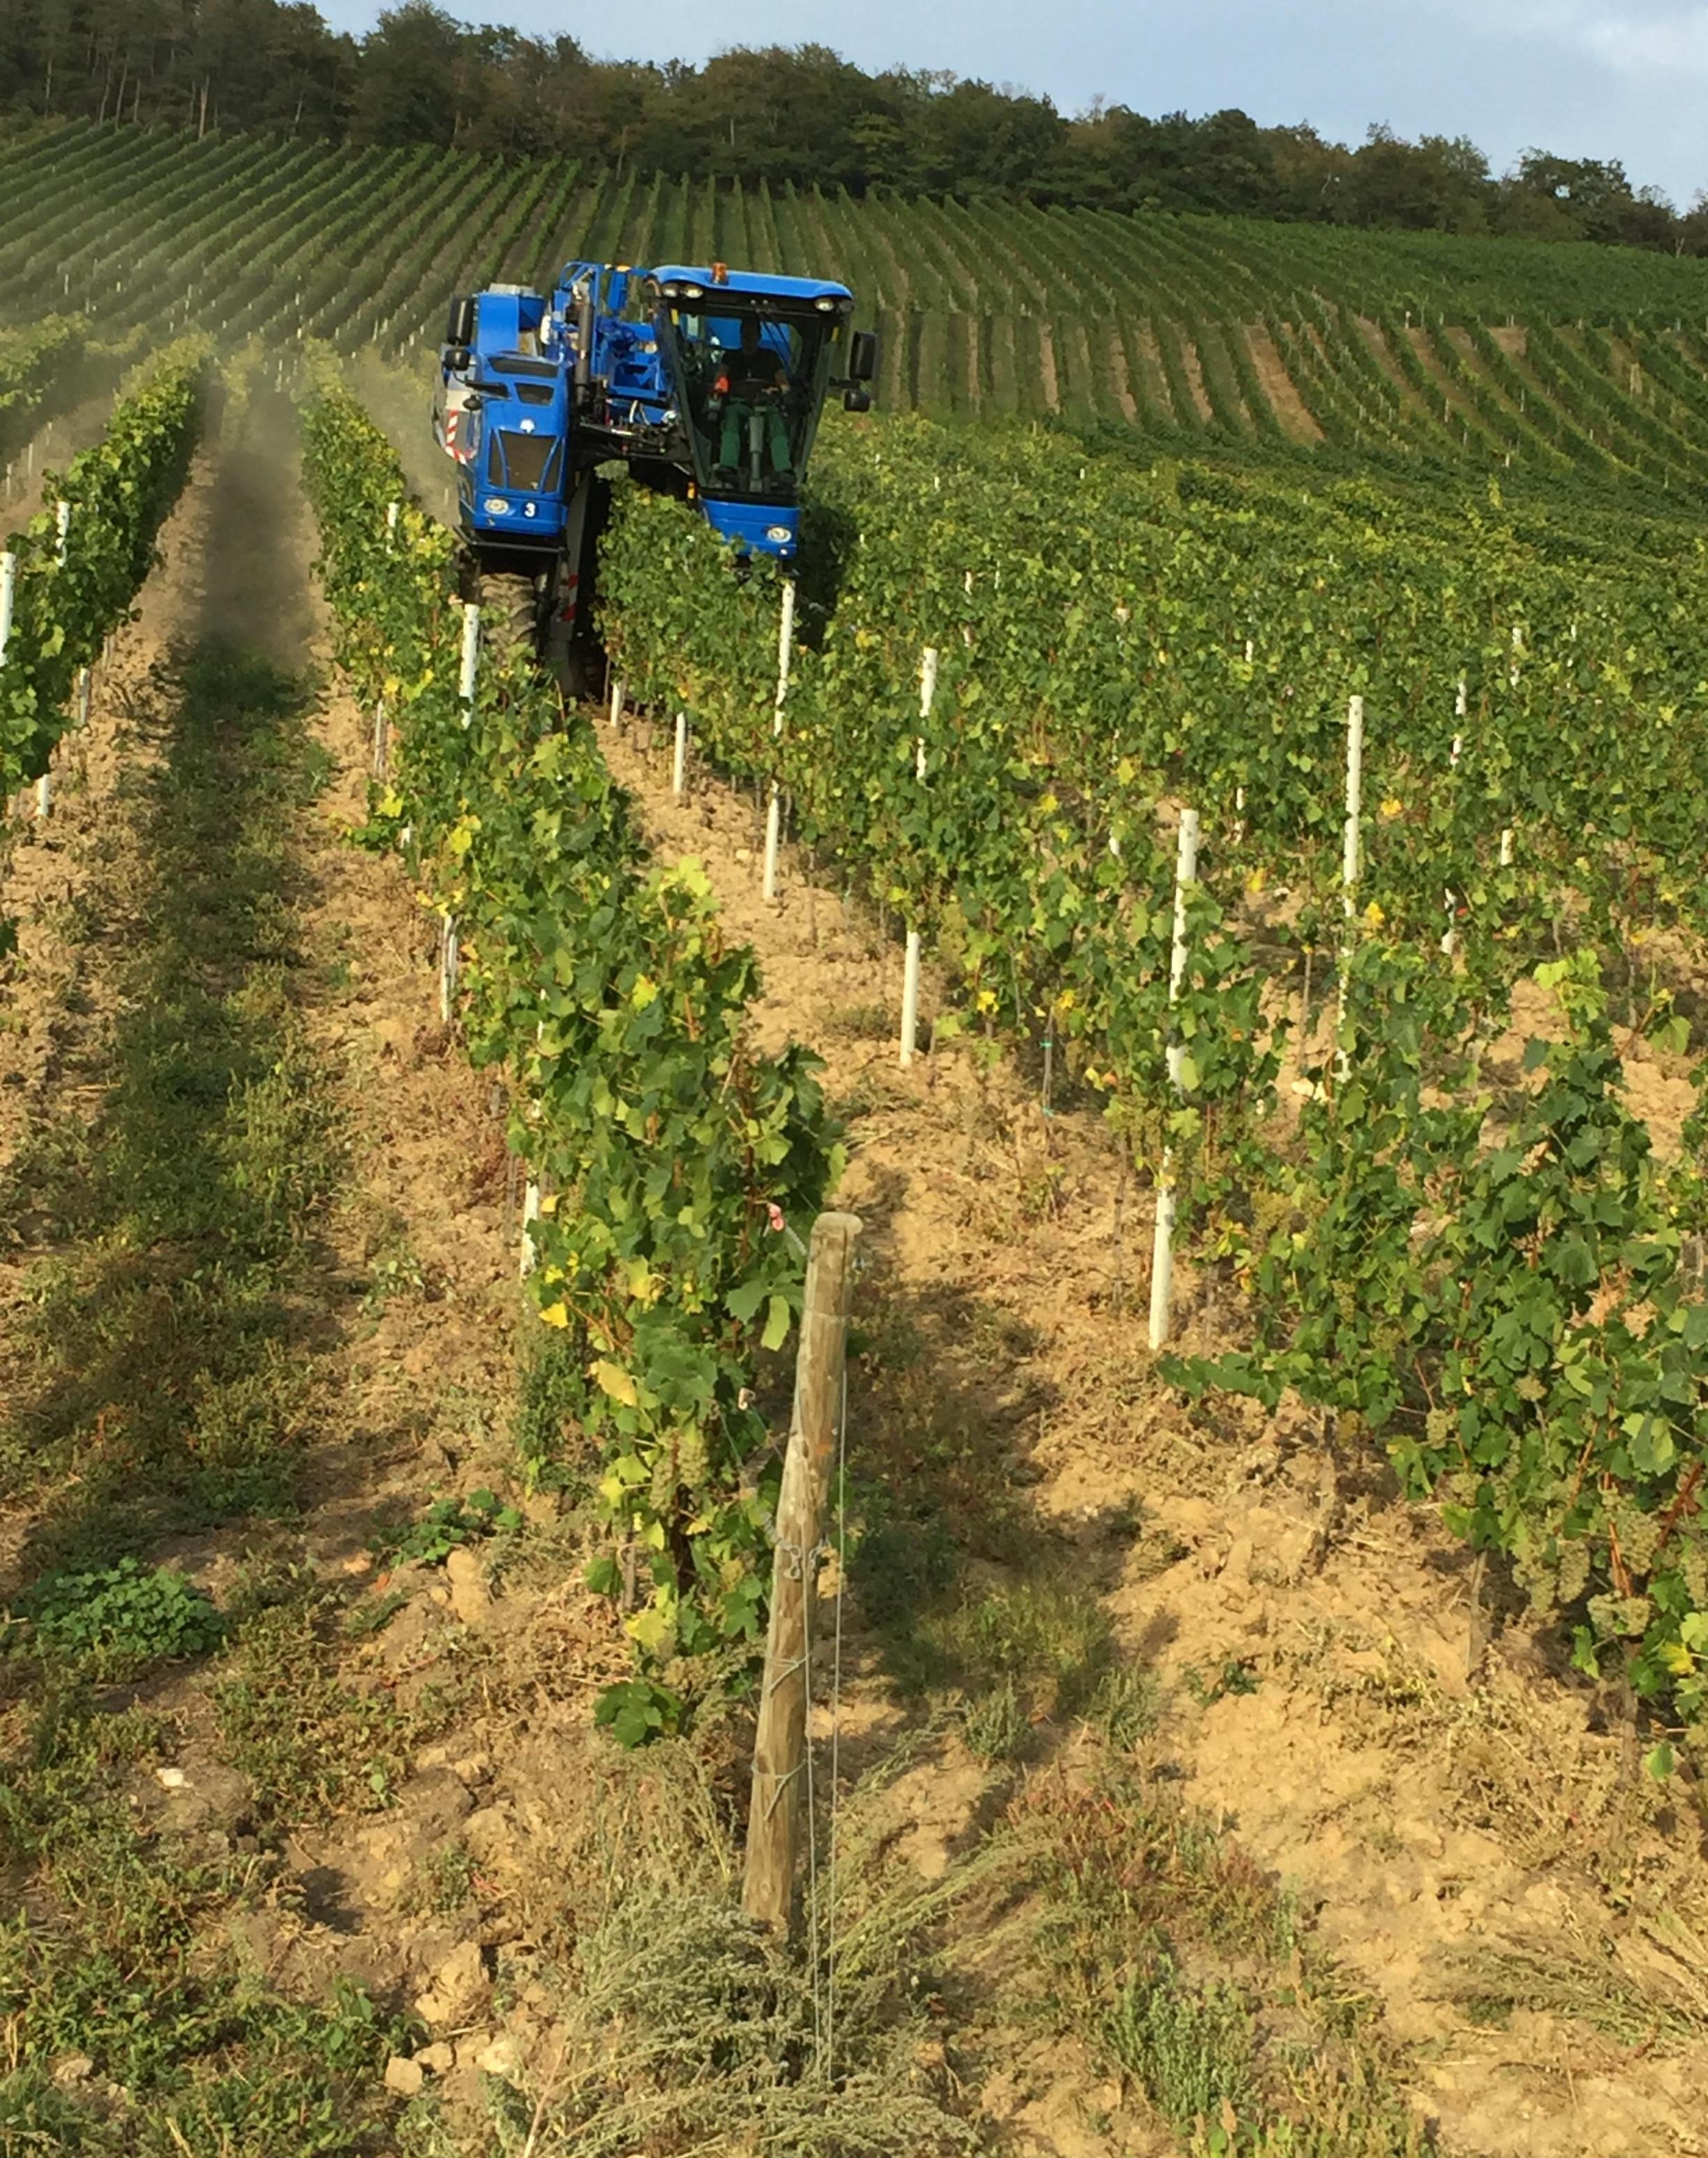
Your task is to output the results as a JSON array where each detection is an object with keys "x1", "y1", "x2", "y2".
[
  {"x1": 361, "y1": 1241, "x2": 426, "y2": 1313},
  {"x1": 1184, "y1": 1657, "x2": 1262, "y2": 1707},
  {"x1": 10, "y1": 1558, "x2": 225, "y2": 1679},
  {"x1": 962, "y1": 1674, "x2": 1027, "y2": 1762},
  {"x1": 408, "y1": 1841, "x2": 477, "y2": 1918},
  {"x1": 372, "y1": 1490, "x2": 520, "y2": 1567},
  {"x1": 594, "y1": 1677, "x2": 684, "y2": 1748},
  {"x1": 344, "y1": 1587, "x2": 410, "y2": 1638}
]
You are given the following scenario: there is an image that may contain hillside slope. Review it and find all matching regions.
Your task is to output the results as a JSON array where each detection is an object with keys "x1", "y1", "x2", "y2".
[{"x1": 6, "y1": 121, "x2": 1708, "y2": 502}]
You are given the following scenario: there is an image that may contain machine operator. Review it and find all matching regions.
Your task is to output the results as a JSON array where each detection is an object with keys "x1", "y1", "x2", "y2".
[{"x1": 712, "y1": 316, "x2": 791, "y2": 482}]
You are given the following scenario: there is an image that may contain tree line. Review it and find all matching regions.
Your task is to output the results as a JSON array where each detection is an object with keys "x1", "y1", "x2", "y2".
[{"x1": 3, "y1": 0, "x2": 1705, "y2": 254}]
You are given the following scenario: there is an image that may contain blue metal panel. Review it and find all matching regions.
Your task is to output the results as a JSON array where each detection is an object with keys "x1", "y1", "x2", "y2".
[
  {"x1": 701, "y1": 498, "x2": 801, "y2": 560},
  {"x1": 648, "y1": 267, "x2": 853, "y2": 304}
]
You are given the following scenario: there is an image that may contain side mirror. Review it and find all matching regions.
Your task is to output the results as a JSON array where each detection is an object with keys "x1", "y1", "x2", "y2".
[
  {"x1": 843, "y1": 389, "x2": 872, "y2": 414},
  {"x1": 446, "y1": 295, "x2": 475, "y2": 347},
  {"x1": 444, "y1": 343, "x2": 472, "y2": 374},
  {"x1": 848, "y1": 329, "x2": 878, "y2": 383}
]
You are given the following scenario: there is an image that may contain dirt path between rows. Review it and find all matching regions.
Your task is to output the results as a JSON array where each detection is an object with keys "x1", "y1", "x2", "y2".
[{"x1": 0, "y1": 387, "x2": 629, "y2": 2145}]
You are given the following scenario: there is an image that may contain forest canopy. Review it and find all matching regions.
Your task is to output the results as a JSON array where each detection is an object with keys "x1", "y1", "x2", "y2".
[{"x1": 3, "y1": 0, "x2": 1705, "y2": 253}]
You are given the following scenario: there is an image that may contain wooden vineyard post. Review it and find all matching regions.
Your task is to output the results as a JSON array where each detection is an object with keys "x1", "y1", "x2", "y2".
[
  {"x1": 742, "y1": 1210, "x2": 862, "y2": 1934},
  {"x1": 762, "y1": 580, "x2": 795, "y2": 900},
  {"x1": 1148, "y1": 808, "x2": 1199, "y2": 1353}
]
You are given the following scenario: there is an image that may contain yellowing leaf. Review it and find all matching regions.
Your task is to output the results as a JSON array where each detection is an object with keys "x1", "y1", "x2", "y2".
[
  {"x1": 1379, "y1": 797, "x2": 1404, "y2": 821},
  {"x1": 631, "y1": 973, "x2": 659, "y2": 1008},
  {"x1": 1363, "y1": 900, "x2": 1386, "y2": 927},
  {"x1": 592, "y1": 1358, "x2": 639, "y2": 1406},
  {"x1": 539, "y1": 1192, "x2": 559, "y2": 1216},
  {"x1": 538, "y1": 1301, "x2": 569, "y2": 1329},
  {"x1": 624, "y1": 1603, "x2": 676, "y2": 1652}
]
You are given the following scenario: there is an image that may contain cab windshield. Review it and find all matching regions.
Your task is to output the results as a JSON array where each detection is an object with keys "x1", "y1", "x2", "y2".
[{"x1": 660, "y1": 304, "x2": 835, "y2": 500}]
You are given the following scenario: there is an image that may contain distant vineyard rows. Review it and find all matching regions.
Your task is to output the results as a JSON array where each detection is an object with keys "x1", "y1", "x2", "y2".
[{"x1": 7, "y1": 121, "x2": 1708, "y2": 494}]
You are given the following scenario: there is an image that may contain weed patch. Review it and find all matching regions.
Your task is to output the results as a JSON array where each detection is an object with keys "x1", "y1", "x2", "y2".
[
  {"x1": 0, "y1": 643, "x2": 339, "y2": 1578},
  {"x1": 1007, "y1": 1767, "x2": 1428, "y2": 2154},
  {"x1": 10, "y1": 1557, "x2": 225, "y2": 1681},
  {"x1": 215, "y1": 1590, "x2": 433, "y2": 1821},
  {"x1": 0, "y1": 628, "x2": 410, "y2": 2152}
]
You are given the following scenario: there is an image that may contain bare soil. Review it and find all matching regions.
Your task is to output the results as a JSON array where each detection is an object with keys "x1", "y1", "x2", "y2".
[
  {"x1": 1104, "y1": 329, "x2": 1138, "y2": 423},
  {"x1": 1174, "y1": 328, "x2": 1215, "y2": 422},
  {"x1": 1241, "y1": 320, "x2": 1323, "y2": 442},
  {"x1": 1037, "y1": 318, "x2": 1061, "y2": 412}
]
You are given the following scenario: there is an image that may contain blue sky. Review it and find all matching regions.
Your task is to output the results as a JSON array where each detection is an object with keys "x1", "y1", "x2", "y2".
[{"x1": 316, "y1": 0, "x2": 1708, "y2": 207}]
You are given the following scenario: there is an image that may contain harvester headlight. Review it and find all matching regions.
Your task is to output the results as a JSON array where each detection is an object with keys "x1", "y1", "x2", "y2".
[
  {"x1": 483, "y1": 497, "x2": 510, "y2": 516},
  {"x1": 766, "y1": 525, "x2": 791, "y2": 544},
  {"x1": 815, "y1": 297, "x2": 837, "y2": 312},
  {"x1": 681, "y1": 283, "x2": 704, "y2": 299}
]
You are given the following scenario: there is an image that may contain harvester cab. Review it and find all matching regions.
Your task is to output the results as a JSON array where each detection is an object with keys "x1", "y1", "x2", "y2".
[
  {"x1": 435, "y1": 259, "x2": 876, "y2": 680},
  {"x1": 640, "y1": 264, "x2": 864, "y2": 557}
]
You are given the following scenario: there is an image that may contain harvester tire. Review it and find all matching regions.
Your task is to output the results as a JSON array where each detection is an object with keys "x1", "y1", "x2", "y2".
[{"x1": 480, "y1": 571, "x2": 541, "y2": 665}]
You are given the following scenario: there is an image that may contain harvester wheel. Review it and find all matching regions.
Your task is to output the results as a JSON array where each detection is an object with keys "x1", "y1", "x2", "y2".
[{"x1": 480, "y1": 571, "x2": 541, "y2": 665}]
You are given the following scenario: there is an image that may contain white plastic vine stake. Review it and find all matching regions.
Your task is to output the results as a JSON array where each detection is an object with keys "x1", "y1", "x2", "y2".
[
  {"x1": 1148, "y1": 807, "x2": 1200, "y2": 1352},
  {"x1": 75, "y1": 666, "x2": 91, "y2": 730},
  {"x1": 54, "y1": 499, "x2": 70, "y2": 567},
  {"x1": 459, "y1": 603, "x2": 479, "y2": 727},
  {"x1": 0, "y1": 553, "x2": 15, "y2": 664},
  {"x1": 385, "y1": 499, "x2": 399, "y2": 540},
  {"x1": 372, "y1": 699, "x2": 387, "y2": 779},
  {"x1": 1509, "y1": 623, "x2": 1522, "y2": 689},
  {"x1": 1499, "y1": 827, "x2": 1514, "y2": 867},
  {"x1": 1441, "y1": 886, "x2": 1457, "y2": 957},
  {"x1": 1342, "y1": 694, "x2": 1364, "y2": 919},
  {"x1": 439, "y1": 915, "x2": 458, "y2": 1020},
  {"x1": 917, "y1": 645, "x2": 938, "y2": 780},
  {"x1": 1244, "y1": 637, "x2": 1254, "y2": 664},
  {"x1": 519, "y1": 1180, "x2": 541, "y2": 1277},
  {"x1": 1335, "y1": 694, "x2": 1365, "y2": 1083},
  {"x1": 1452, "y1": 677, "x2": 1466, "y2": 767},
  {"x1": 899, "y1": 929, "x2": 922, "y2": 1068},
  {"x1": 897, "y1": 646, "x2": 937, "y2": 1065},
  {"x1": 608, "y1": 673, "x2": 624, "y2": 728},
  {"x1": 1234, "y1": 784, "x2": 1246, "y2": 846},
  {"x1": 673, "y1": 710, "x2": 687, "y2": 798},
  {"x1": 762, "y1": 581, "x2": 795, "y2": 901}
]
